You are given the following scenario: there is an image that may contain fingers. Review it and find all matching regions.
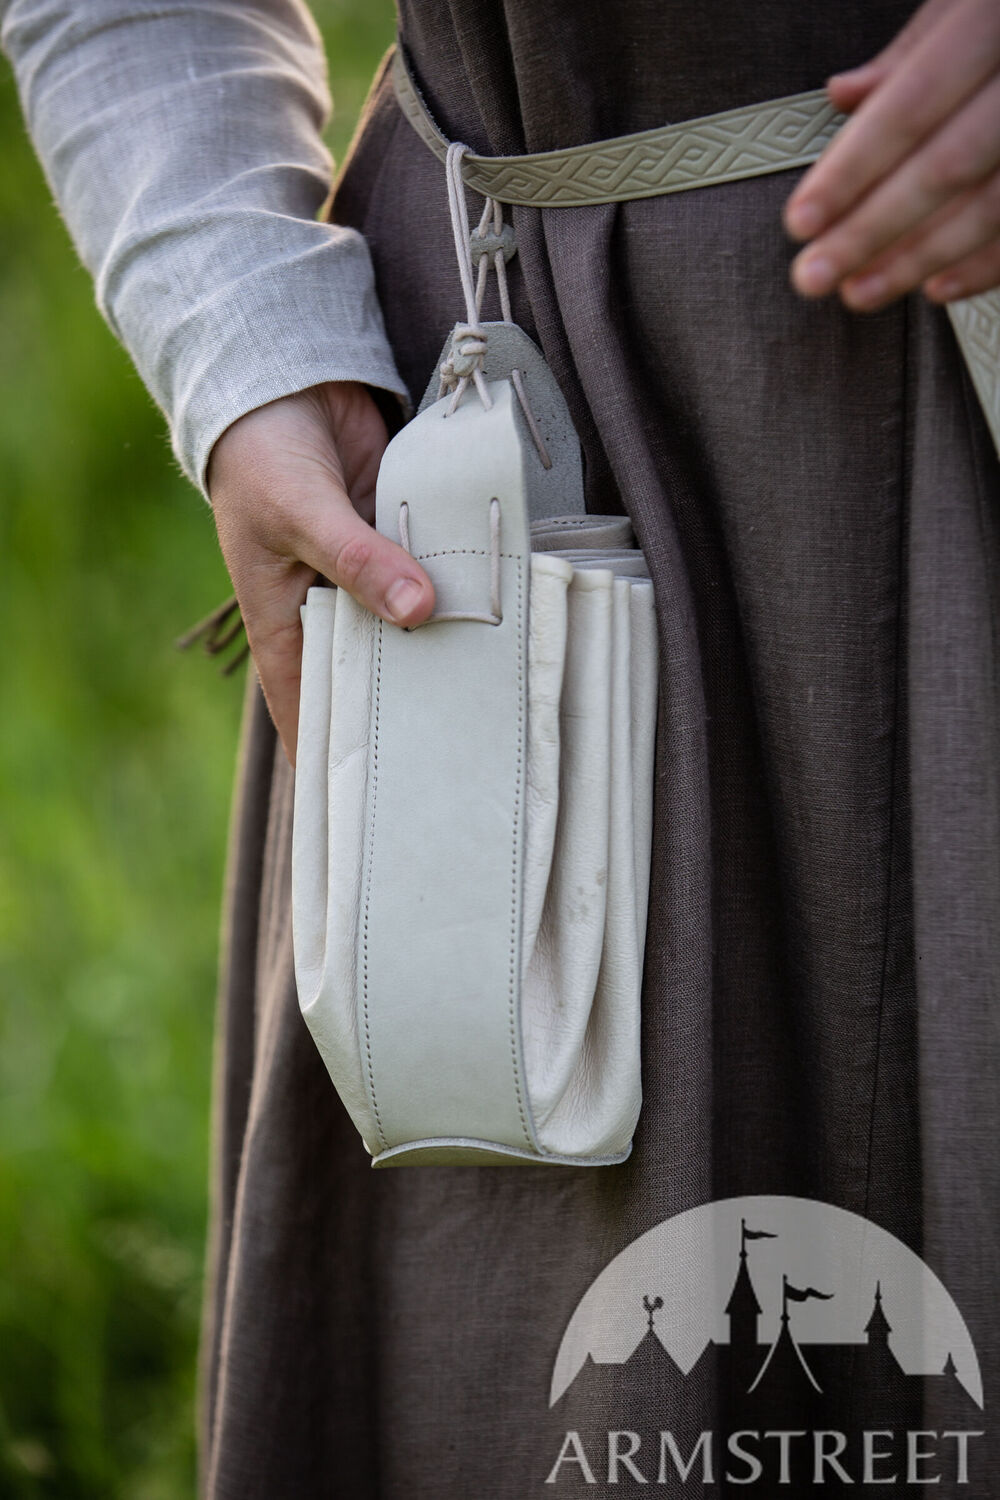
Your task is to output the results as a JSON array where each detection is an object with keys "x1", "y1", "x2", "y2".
[
  {"x1": 925, "y1": 234, "x2": 1000, "y2": 301},
  {"x1": 211, "y1": 384, "x2": 434, "y2": 629},
  {"x1": 827, "y1": 0, "x2": 962, "y2": 108},
  {"x1": 236, "y1": 505, "x2": 437, "y2": 763},
  {"x1": 791, "y1": 73, "x2": 1000, "y2": 298},
  {"x1": 780, "y1": 0, "x2": 1000, "y2": 310},
  {"x1": 785, "y1": 0, "x2": 1000, "y2": 243},
  {"x1": 240, "y1": 559, "x2": 314, "y2": 763},
  {"x1": 824, "y1": 65, "x2": 889, "y2": 114},
  {"x1": 207, "y1": 382, "x2": 436, "y2": 765},
  {"x1": 837, "y1": 166, "x2": 1000, "y2": 310},
  {"x1": 823, "y1": 1, "x2": 945, "y2": 113}
]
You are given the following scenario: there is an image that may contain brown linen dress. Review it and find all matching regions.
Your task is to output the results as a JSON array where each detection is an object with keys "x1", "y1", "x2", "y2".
[{"x1": 199, "y1": 3, "x2": 1000, "y2": 1494}]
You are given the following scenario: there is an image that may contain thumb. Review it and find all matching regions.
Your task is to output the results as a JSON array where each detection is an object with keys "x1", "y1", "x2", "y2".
[{"x1": 303, "y1": 497, "x2": 434, "y2": 628}]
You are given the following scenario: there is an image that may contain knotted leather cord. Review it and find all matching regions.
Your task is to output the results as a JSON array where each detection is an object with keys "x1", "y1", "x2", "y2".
[
  {"x1": 438, "y1": 142, "x2": 551, "y2": 469},
  {"x1": 440, "y1": 142, "x2": 493, "y2": 413}
]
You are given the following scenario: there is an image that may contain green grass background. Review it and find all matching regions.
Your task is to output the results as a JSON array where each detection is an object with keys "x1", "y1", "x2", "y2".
[{"x1": 0, "y1": 3, "x2": 395, "y2": 1493}]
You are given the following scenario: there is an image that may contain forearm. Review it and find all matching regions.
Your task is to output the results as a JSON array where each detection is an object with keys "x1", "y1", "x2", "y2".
[{"x1": 1, "y1": 0, "x2": 406, "y2": 491}]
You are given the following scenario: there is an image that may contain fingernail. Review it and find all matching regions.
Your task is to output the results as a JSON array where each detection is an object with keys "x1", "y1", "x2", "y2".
[
  {"x1": 844, "y1": 271, "x2": 887, "y2": 307},
  {"x1": 385, "y1": 576, "x2": 424, "y2": 622},
  {"x1": 786, "y1": 200, "x2": 824, "y2": 239},
  {"x1": 926, "y1": 274, "x2": 961, "y2": 303},
  {"x1": 793, "y1": 253, "x2": 837, "y2": 296},
  {"x1": 828, "y1": 62, "x2": 876, "y2": 85}
]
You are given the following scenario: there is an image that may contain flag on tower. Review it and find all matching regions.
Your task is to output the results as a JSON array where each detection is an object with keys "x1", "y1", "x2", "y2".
[{"x1": 785, "y1": 1283, "x2": 834, "y2": 1303}]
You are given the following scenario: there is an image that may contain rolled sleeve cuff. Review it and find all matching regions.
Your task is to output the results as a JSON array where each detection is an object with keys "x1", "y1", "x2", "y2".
[{"x1": 121, "y1": 217, "x2": 410, "y2": 495}]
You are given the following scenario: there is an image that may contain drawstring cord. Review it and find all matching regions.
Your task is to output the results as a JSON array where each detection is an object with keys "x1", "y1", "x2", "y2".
[
  {"x1": 438, "y1": 143, "x2": 551, "y2": 470},
  {"x1": 439, "y1": 143, "x2": 493, "y2": 413}
]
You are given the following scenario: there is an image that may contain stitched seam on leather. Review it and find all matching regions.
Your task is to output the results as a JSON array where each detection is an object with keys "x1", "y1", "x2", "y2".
[
  {"x1": 361, "y1": 620, "x2": 388, "y2": 1153},
  {"x1": 372, "y1": 1138, "x2": 631, "y2": 1166},
  {"x1": 413, "y1": 548, "x2": 520, "y2": 560},
  {"x1": 507, "y1": 557, "x2": 534, "y2": 1152}
]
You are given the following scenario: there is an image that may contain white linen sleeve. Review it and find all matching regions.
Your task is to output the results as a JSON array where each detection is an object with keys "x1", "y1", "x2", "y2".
[{"x1": 0, "y1": 0, "x2": 408, "y2": 494}]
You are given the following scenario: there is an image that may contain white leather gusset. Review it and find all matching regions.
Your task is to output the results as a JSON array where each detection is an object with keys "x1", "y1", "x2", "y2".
[
  {"x1": 520, "y1": 567, "x2": 652, "y2": 1159},
  {"x1": 520, "y1": 554, "x2": 573, "y2": 972},
  {"x1": 530, "y1": 515, "x2": 635, "y2": 552},
  {"x1": 521, "y1": 568, "x2": 614, "y2": 1130},
  {"x1": 292, "y1": 584, "x2": 384, "y2": 1152},
  {"x1": 556, "y1": 550, "x2": 650, "y2": 577},
  {"x1": 628, "y1": 581, "x2": 659, "y2": 954},
  {"x1": 292, "y1": 585, "x2": 335, "y2": 991}
]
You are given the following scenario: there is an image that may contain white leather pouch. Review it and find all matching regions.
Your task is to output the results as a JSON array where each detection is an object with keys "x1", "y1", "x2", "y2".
[
  {"x1": 293, "y1": 145, "x2": 657, "y2": 1165},
  {"x1": 291, "y1": 315, "x2": 658, "y2": 1167}
]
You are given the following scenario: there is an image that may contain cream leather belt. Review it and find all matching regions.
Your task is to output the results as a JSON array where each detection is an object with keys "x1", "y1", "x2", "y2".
[{"x1": 390, "y1": 44, "x2": 1000, "y2": 455}]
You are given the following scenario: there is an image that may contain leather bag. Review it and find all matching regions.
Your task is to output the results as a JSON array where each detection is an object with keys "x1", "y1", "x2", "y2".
[{"x1": 291, "y1": 147, "x2": 658, "y2": 1166}]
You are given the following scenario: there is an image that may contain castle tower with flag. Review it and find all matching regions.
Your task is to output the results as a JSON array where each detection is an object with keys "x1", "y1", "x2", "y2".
[
  {"x1": 747, "y1": 1274, "x2": 834, "y2": 1399},
  {"x1": 724, "y1": 1219, "x2": 767, "y2": 1354}
]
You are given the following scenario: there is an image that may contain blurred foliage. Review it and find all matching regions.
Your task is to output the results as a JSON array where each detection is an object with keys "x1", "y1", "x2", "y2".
[{"x1": 0, "y1": 2, "x2": 395, "y2": 1494}]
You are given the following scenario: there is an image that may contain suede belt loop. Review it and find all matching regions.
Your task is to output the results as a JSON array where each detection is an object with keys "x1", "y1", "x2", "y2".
[{"x1": 389, "y1": 42, "x2": 1000, "y2": 458}]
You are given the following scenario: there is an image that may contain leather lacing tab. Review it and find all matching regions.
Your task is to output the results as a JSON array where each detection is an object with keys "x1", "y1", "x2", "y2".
[
  {"x1": 174, "y1": 593, "x2": 250, "y2": 676},
  {"x1": 398, "y1": 497, "x2": 503, "y2": 627}
]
